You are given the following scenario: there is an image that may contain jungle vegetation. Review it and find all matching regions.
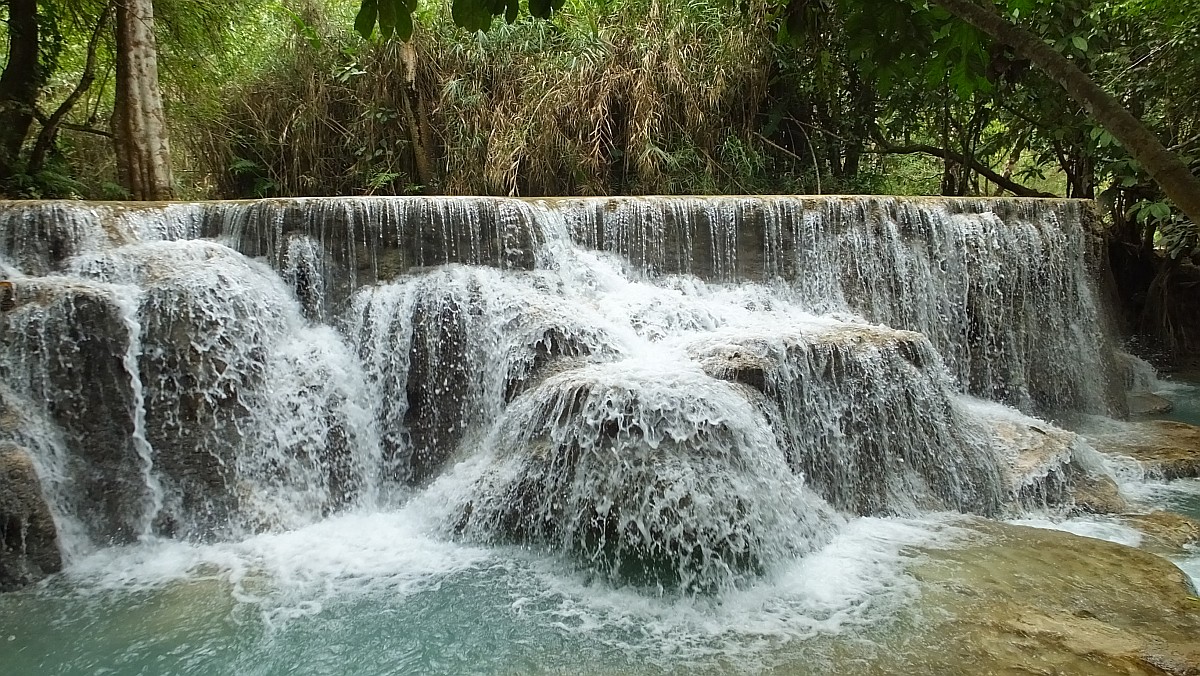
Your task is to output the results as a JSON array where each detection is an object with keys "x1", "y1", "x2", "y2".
[{"x1": 0, "y1": 0, "x2": 1198, "y2": 356}]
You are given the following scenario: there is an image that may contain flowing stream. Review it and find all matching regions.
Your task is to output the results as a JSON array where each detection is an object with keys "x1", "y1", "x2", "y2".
[{"x1": 0, "y1": 196, "x2": 1191, "y2": 674}]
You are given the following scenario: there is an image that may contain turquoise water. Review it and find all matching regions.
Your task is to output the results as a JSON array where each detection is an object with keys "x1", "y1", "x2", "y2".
[
  {"x1": 0, "y1": 512, "x2": 939, "y2": 676},
  {"x1": 1147, "y1": 380, "x2": 1200, "y2": 520},
  {"x1": 1152, "y1": 378, "x2": 1200, "y2": 426}
]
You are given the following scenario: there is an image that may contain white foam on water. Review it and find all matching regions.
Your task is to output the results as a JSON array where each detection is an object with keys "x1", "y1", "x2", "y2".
[
  {"x1": 1007, "y1": 516, "x2": 1145, "y2": 548},
  {"x1": 58, "y1": 508, "x2": 492, "y2": 628},
  {"x1": 500, "y1": 515, "x2": 954, "y2": 669}
]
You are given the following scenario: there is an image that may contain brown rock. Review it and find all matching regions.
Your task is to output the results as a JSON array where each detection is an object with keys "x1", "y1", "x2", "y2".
[
  {"x1": 1070, "y1": 473, "x2": 1128, "y2": 515},
  {"x1": 0, "y1": 442, "x2": 61, "y2": 591},
  {"x1": 1120, "y1": 511, "x2": 1200, "y2": 554},
  {"x1": 974, "y1": 407, "x2": 1127, "y2": 514},
  {"x1": 900, "y1": 520, "x2": 1200, "y2": 676},
  {"x1": 1091, "y1": 420, "x2": 1200, "y2": 480}
]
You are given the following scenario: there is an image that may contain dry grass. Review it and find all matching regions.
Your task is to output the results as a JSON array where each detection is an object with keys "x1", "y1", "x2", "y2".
[{"x1": 199, "y1": 0, "x2": 786, "y2": 197}]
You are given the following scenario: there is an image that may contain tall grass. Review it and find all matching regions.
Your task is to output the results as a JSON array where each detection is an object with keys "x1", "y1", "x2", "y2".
[{"x1": 200, "y1": 0, "x2": 808, "y2": 197}]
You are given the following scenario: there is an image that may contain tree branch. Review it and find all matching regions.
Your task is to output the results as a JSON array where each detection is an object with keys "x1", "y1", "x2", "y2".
[
  {"x1": 28, "y1": 2, "x2": 113, "y2": 174},
  {"x1": 61, "y1": 122, "x2": 113, "y2": 138},
  {"x1": 867, "y1": 141, "x2": 1057, "y2": 198},
  {"x1": 931, "y1": 0, "x2": 1200, "y2": 227}
]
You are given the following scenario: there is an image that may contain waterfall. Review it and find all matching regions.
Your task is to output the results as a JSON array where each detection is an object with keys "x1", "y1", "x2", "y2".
[{"x1": 0, "y1": 195, "x2": 1119, "y2": 591}]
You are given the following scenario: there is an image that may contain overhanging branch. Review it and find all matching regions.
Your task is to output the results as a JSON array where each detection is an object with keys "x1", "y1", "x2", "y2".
[{"x1": 868, "y1": 141, "x2": 1056, "y2": 198}]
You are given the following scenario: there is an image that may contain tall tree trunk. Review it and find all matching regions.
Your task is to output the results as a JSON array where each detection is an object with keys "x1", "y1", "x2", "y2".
[
  {"x1": 113, "y1": 0, "x2": 173, "y2": 200},
  {"x1": 0, "y1": 0, "x2": 42, "y2": 182},
  {"x1": 933, "y1": 0, "x2": 1200, "y2": 226},
  {"x1": 396, "y1": 42, "x2": 435, "y2": 194}
]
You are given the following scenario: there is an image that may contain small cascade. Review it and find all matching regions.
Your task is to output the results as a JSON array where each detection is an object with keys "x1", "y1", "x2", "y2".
[
  {"x1": 687, "y1": 323, "x2": 1005, "y2": 516},
  {"x1": 0, "y1": 276, "x2": 154, "y2": 545},
  {"x1": 0, "y1": 195, "x2": 1126, "y2": 592},
  {"x1": 443, "y1": 358, "x2": 840, "y2": 592},
  {"x1": 347, "y1": 264, "x2": 623, "y2": 483},
  {"x1": 559, "y1": 196, "x2": 1114, "y2": 416}
]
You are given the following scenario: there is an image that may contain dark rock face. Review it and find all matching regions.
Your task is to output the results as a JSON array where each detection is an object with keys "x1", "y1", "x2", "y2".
[
  {"x1": 403, "y1": 290, "x2": 473, "y2": 485},
  {"x1": 0, "y1": 442, "x2": 62, "y2": 591},
  {"x1": 691, "y1": 325, "x2": 1006, "y2": 517},
  {"x1": 0, "y1": 279, "x2": 146, "y2": 543},
  {"x1": 123, "y1": 245, "x2": 289, "y2": 537}
]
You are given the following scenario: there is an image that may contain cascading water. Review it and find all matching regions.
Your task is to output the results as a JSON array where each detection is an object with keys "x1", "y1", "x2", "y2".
[{"x1": 0, "y1": 195, "x2": 1152, "y2": 673}]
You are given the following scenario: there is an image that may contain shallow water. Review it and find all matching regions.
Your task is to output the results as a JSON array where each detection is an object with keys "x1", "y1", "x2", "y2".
[
  {"x1": 1153, "y1": 379, "x2": 1200, "y2": 427},
  {"x1": 0, "y1": 513, "x2": 946, "y2": 676},
  {"x1": 1026, "y1": 382, "x2": 1200, "y2": 589}
]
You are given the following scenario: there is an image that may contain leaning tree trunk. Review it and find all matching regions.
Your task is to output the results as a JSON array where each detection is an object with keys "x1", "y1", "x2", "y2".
[
  {"x1": 113, "y1": 0, "x2": 173, "y2": 200},
  {"x1": 0, "y1": 0, "x2": 42, "y2": 182},
  {"x1": 933, "y1": 0, "x2": 1200, "y2": 227}
]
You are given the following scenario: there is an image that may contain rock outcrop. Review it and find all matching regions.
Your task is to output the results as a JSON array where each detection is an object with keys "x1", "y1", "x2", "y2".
[
  {"x1": 691, "y1": 323, "x2": 1006, "y2": 517},
  {"x1": 969, "y1": 403, "x2": 1127, "y2": 514},
  {"x1": 0, "y1": 278, "x2": 148, "y2": 543},
  {"x1": 0, "y1": 443, "x2": 61, "y2": 590},
  {"x1": 1090, "y1": 420, "x2": 1200, "y2": 480},
  {"x1": 897, "y1": 519, "x2": 1200, "y2": 676},
  {"x1": 448, "y1": 361, "x2": 840, "y2": 592}
]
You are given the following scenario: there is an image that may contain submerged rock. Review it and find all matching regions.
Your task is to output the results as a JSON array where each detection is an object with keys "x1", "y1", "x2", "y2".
[
  {"x1": 1091, "y1": 420, "x2": 1200, "y2": 480},
  {"x1": 896, "y1": 519, "x2": 1200, "y2": 676},
  {"x1": 1119, "y1": 511, "x2": 1200, "y2": 554},
  {"x1": 0, "y1": 442, "x2": 61, "y2": 591},
  {"x1": 1128, "y1": 391, "x2": 1174, "y2": 416}
]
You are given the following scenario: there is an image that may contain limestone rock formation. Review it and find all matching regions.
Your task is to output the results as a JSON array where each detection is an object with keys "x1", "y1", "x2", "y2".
[
  {"x1": 690, "y1": 323, "x2": 1006, "y2": 517},
  {"x1": 0, "y1": 278, "x2": 148, "y2": 542},
  {"x1": 0, "y1": 442, "x2": 61, "y2": 590},
  {"x1": 897, "y1": 520, "x2": 1200, "y2": 675},
  {"x1": 1090, "y1": 420, "x2": 1200, "y2": 480},
  {"x1": 970, "y1": 404, "x2": 1127, "y2": 514},
  {"x1": 448, "y1": 361, "x2": 839, "y2": 592}
]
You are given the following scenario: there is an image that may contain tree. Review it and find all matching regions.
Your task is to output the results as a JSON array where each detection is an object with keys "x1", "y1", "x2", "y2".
[
  {"x1": 0, "y1": 0, "x2": 48, "y2": 182},
  {"x1": 928, "y1": 0, "x2": 1200, "y2": 231},
  {"x1": 112, "y1": 0, "x2": 173, "y2": 200}
]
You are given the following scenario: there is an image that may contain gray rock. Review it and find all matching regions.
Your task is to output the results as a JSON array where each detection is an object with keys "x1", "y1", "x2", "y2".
[
  {"x1": 0, "y1": 442, "x2": 61, "y2": 591},
  {"x1": 691, "y1": 324, "x2": 1007, "y2": 517},
  {"x1": 0, "y1": 278, "x2": 147, "y2": 543},
  {"x1": 1128, "y1": 391, "x2": 1174, "y2": 416}
]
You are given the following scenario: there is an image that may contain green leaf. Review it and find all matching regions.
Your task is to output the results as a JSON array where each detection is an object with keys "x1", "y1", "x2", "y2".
[
  {"x1": 1071, "y1": 35, "x2": 1088, "y2": 52},
  {"x1": 529, "y1": 0, "x2": 551, "y2": 19},
  {"x1": 378, "y1": 0, "x2": 396, "y2": 39},
  {"x1": 354, "y1": 0, "x2": 378, "y2": 39},
  {"x1": 396, "y1": 7, "x2": 414, "y2": 40},
  {"x1": 452, "y1": 0, "x2": 494, "y2": 32}
]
